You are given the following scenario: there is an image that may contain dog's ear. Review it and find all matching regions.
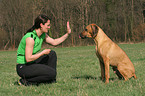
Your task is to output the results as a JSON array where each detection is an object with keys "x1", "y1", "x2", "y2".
[{"x1": 91, "y1": 24, "x2": 98, "y2": 38}]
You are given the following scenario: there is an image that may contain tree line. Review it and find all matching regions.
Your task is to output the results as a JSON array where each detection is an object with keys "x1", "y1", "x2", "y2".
[{"x1": 0, "y1": 0, "x2": 145, "y2": 50}]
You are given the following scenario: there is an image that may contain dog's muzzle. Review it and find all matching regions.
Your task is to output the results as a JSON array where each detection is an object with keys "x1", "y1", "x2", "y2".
[{"x1": 79, "y1": 33, "x2": 87, "y2": 39}]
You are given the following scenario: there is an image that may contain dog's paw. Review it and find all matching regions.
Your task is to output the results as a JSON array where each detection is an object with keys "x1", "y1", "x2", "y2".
[{"x1": 105, "y1": 80, "x2": 109, "y2": 84}]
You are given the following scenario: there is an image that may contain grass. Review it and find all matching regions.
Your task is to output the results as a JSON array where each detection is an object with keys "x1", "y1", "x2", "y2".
[{"x1": 0, "y1": 43, "x2": 145, "y2": 96}]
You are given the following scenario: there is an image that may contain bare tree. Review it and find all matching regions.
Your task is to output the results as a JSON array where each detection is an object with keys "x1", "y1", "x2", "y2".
[{"x1": 0, "y1": 0, "x2": 144, "y2": 49}]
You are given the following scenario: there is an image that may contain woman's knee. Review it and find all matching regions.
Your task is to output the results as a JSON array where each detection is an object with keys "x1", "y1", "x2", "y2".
[
  {"x1": 49, "y1": 50, "x2": 57, "y2": 58},
  {"x1": 50, "y1": 50, "x2": 56, "y2": 55}
]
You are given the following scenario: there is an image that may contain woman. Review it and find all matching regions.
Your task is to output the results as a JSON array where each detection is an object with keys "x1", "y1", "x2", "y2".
[{"x1": 16, "y1": 14, "x2": 71, "y2": 86}]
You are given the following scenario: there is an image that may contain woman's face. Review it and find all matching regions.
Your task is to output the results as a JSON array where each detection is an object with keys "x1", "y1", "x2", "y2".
[{"x1": 40, "y1": 20, "x2": 50, "y2": 33}]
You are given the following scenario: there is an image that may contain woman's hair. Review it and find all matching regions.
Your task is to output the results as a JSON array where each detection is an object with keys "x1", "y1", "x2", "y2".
[{"x1": 26, "y1": 14, "x2": 50, "y2": 34}]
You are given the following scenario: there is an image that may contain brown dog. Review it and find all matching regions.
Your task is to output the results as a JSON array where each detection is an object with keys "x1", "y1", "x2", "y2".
[{"x1": 79, "y1": 24, "x2": 137, "y2": 84}]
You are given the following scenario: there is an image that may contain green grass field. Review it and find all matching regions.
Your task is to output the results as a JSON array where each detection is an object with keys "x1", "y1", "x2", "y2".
[{"x1": 0, "y1": 43, "x2": 145, "y2": 96}]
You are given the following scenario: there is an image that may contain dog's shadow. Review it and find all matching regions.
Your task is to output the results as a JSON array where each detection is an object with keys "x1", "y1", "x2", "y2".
[
  {"x1": 72, "y1": 75, "x2": 117, "y2": 82},
  {"x1": 72, "y1": 75, "x2": 97, "y2": 80}
]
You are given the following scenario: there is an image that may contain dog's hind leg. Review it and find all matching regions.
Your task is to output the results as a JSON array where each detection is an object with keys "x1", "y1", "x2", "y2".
[
  {"x1": 118, "y1": 70, "x2": 128, "y2": 81},
  {"x1": 112, "y1": 66, "x2": 123, "y2": 79},
  {"x1": 117, "y1": 65, "x2": 129, "y2": 81}
]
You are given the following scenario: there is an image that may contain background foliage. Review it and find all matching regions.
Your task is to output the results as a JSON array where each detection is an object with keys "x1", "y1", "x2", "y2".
[{"x1": 0, "y1": 0, "x2": 145, "y2": 49}]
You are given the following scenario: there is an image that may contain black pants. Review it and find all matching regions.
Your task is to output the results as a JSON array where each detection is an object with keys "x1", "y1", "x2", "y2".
[{"x1": 16, "y1": 50, "x2": 57, "y2": 84}]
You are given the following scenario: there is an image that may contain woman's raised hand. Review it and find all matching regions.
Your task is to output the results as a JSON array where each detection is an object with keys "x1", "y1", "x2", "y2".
[{"x1": 67, "y1": 21, "x2": 71, "y2": 34}]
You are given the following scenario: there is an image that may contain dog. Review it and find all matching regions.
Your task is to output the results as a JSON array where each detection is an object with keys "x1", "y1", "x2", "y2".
[{"x1": 79, "y1": 24, "x2": 137, "y2": 84}]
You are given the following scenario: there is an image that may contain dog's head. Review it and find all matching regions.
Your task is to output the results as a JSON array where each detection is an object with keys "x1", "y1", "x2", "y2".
[{"x1": 79, "y1": 24, "x2": 99, "y2": 39}]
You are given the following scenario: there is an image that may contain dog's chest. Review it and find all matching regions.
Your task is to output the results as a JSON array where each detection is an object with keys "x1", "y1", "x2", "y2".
[{"x1": 96, "y1": 51, "x2": 103, "y2": 62}]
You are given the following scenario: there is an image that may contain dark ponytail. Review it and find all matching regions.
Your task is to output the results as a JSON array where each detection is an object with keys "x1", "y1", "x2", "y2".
[{"x1": 25, "y1": 14, "x2": 51, "y2": 34}]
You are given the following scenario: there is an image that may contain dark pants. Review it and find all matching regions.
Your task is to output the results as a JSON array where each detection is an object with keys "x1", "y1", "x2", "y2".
[{"x1": 16, "y1": 50, "x2": 57, "y2": 84}]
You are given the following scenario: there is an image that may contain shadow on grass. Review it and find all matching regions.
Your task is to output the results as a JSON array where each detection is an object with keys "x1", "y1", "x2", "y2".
[
  {"x1": 14, "y1": 79, "x2": 56, "y2": 86},
  {"x1": 72, "y1": 75, "x2": 119, "y2": 83},
  {"x1": 72, "y1": 75, "x2": 97, "y2": 80}
]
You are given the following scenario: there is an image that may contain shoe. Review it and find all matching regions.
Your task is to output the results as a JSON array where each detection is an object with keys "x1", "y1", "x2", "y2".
[
  {"x1": 17, "y1": 79, "x2": 31, "y2": 86},
  {"x1": 17, "y1": 79, "x2": 23, "y2": 86},
  {"x1": 18, "y1": 79, "x2": 39, "y2": 86},
  {"x1": 17, "y1": 79, "x2": 28, "y2": 86}
]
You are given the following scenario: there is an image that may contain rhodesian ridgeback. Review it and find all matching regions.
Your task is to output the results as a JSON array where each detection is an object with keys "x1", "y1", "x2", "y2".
[{"x1": 79, "y1": 24, "x2": 137, "y2": 84}]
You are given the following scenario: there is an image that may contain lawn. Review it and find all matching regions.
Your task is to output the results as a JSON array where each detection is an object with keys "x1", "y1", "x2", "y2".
[{"x1": 0, "y1": 43, "x2": 144, "y2": 96}]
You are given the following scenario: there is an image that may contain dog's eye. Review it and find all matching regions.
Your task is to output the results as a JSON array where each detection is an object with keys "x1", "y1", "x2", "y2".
[{"x1": 85, "y1": 29, "x2": 88, "y2": 31}]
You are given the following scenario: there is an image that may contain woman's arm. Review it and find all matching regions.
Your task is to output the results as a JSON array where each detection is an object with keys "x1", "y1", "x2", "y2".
[
  {"x1": 45, "y1": 33, "x2": 69, "y2": 46},
  {"x1": 25, "y1": 37, "x2": 51, "y2": 62},
  {"x1": 45, "y1": 21, "x2": 71, "y2": 46}
]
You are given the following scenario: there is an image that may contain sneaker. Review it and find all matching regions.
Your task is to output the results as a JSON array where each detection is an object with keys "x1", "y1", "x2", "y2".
[
  {"x1": 17, "y1": 79, "x2": 23, "y2": 86},
  {"x1": 17, "y1": 79, "x2": 28, "y2": 86},
  {"x1": 17, "y1": 79, "x2": 31, "y2": 86}
]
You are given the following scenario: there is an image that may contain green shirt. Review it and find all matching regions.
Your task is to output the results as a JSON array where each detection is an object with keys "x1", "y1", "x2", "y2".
[{"x1": 17, "y1": 30, "x2": 46, "y2": 64}]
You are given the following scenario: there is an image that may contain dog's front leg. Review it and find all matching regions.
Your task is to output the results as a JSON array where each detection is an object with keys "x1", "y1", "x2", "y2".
[
  {"x1": 99, "y1": 60, "x2": 105, "y2": 81},
  {"x1": 103, "y1": 57, "x2": 110, "y2": 84}
]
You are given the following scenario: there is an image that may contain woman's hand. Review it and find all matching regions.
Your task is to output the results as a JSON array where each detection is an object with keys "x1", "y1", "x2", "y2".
[
  {"x1": 45, "y1": 21, "x2": 71, "y2": 46},
  {"x1": 67, "y1": 21, "x2": 71, "y2": 34},
  {"x1": 42, "y1": 49, "x2": 51, "y2": 55}
]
